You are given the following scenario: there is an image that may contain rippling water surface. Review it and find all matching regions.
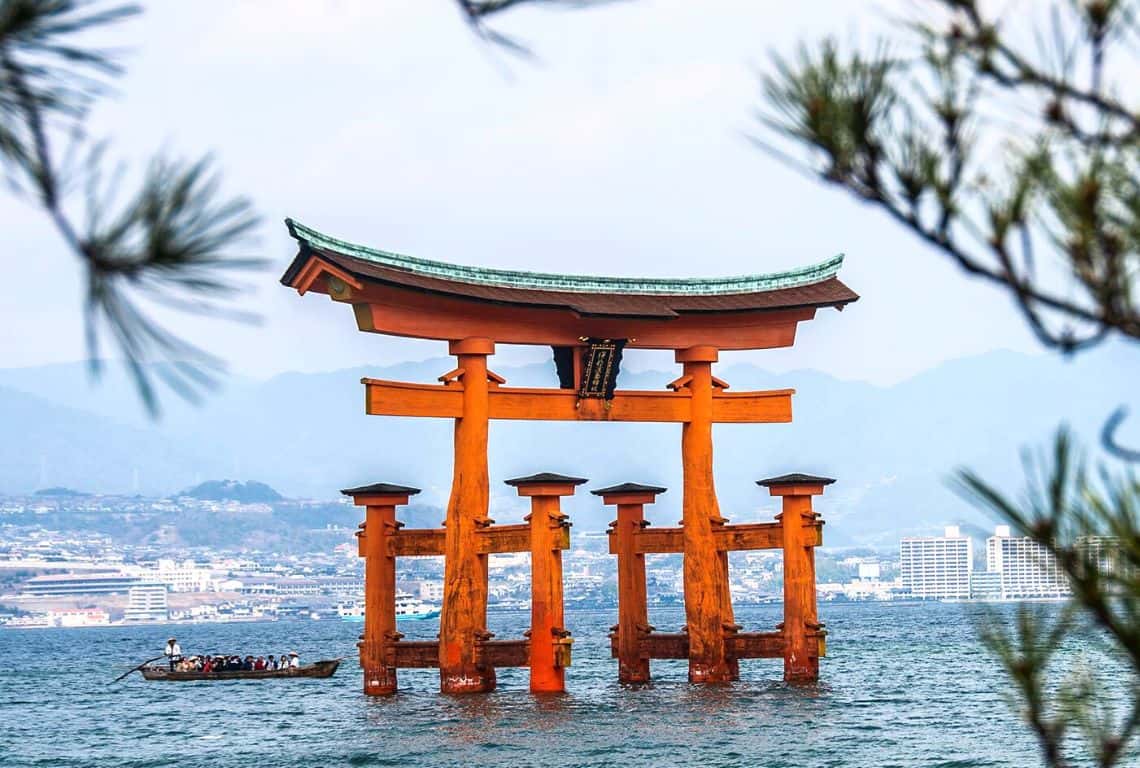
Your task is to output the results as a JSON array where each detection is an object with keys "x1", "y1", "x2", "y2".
[{"x1": 1, "y1": 603, "x2": 1054, "y2": 767}]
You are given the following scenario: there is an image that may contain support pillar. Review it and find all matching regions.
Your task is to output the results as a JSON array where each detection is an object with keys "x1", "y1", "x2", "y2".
[
  {"x1": 441, "y1": 337, "x2": 497, "y2": 693},
  {"x1": 675, "y1": 345, "x2": 733, "y2": 683},
  {"x1": 341, "y1": 482, "x2": 421, "y2": 696},
  {"x1": 506, "y1": 472, "x2": 586, "y2": 693},
  {"x1": 595, "y1": 482, "x2": 666, "y2": 683},
  {"x1": 758, "y1": 473, "x2": 834, "y2": 683}
]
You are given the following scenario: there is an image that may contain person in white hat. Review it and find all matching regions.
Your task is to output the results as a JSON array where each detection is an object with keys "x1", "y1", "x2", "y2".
[
  {"x1": 164, "y1": 638, "x2": 182, "y2": 671},
  {"x1": 288, "y1": 651, "x2": 300, "y2": 669}
]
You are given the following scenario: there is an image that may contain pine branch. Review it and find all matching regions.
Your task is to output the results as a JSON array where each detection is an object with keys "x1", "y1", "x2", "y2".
[{"x1": 0, "y1": 1, "x2": 262, "y2": 416}]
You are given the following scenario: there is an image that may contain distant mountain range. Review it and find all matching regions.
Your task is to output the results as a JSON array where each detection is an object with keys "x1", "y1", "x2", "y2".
[{"x1": 1, "y1": 344, "x2": 1136, "y2": 545}]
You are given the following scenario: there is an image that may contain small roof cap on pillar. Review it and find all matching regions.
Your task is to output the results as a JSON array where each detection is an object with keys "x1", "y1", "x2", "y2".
[
  {"x1": 504, "y1": 472, "x2": 588, "y2": 487},
  {"x1": 591, "y1": 482, "x2": 667, "y2": 496},
  {"x1": 756, "y1": 473, "x2": 836, "y2": 487},
  {"x1": 340, "y1": 482, "x2": 421, "y2": 496}
]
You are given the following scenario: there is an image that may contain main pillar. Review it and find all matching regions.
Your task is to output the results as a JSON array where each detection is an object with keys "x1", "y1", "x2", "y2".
[
  {"x1": 341, "y1": 482, "x2": 420, "y2": 696},
  {"x1": 505, "y1": 472, "x2": 586, "y2": 693},
  {"x1": 595, "y1": 482, "x2": 665, "y2": 683},
  {"x1": 759, "y1": 473, "x2": 833, "y2": 683},
  {"x1": 441, "y1": 337, "x2": 497, "y2": 693},
  {"x1": 675, "y1": 345, "x2": 734, "y2": 683}
]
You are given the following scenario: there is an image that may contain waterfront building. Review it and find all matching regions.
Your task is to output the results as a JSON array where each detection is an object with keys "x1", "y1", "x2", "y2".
[
  {"x1": 899, "y1": 526, "x2": 973, "y2": 599},
  {"x1": 985, "y1": 525, "x2": 1069, "y2": 599},
  {"x1": 968, "y1": 571, "x2": 1002, "y2": 601},
  {"x1": 154, "y1": 559, "x2": 213, "y2": 592},
  {"x1": 47, "y1": 609, "x2": 110, "y2": 627},
  {"x1": 1076, "y1": 535, "x2": 1127, "y2": 580},
  {"x1": 413, "y1": 580, "x2": 444, "y2": 602},
  {"x1": 317, "y1": 576, "x2": 365, "y2": 596},
  {"x1": 123, "y1": 583, "x2": 169, "y2": 622},
  {"x1": 23, "y1": 572, "x2": 140, "y2": 596}
]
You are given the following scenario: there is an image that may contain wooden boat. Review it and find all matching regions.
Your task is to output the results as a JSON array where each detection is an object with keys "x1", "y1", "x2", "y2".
[{"x1": 140, "y1": 658, "x2": 342, "y2": 681}]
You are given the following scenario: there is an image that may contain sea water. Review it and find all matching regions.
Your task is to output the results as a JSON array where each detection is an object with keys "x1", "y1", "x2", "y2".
[{"x1": 0, "y1": 602, "x2": 1073, "y2": 767}]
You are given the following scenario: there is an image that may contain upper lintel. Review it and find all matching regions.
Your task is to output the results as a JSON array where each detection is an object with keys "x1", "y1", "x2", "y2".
[{"x1": 280, "y1": 219, "x2": 859, "y2": 349}]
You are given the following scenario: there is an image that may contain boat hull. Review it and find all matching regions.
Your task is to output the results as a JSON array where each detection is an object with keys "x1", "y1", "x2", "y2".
[
  {"x1": 340, "y1": 609, "x2": 440, "y2": 623},
  {"x1": 140, "y1": 659, "x2": 341, "y2": 681}
]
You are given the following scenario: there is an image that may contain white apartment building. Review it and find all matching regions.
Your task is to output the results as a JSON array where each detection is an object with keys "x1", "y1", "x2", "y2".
[
  {"x1": 1076, "y1": 536, "x2": 1127, "y2": 579},
  {"x1": 123, "y1": 583, "x2": 169, "y2": 622},
  {"x1": 900, "y1": 526, "x2": 973, "y2": 599},
  {"x1": 153, "y1": 559, "x2": 213, "y2": 592},
  {"x1": 413, "y1": 580, "x2": 444, "y2": 602},
  {"x1": 986, "y1": 525, "x2": 1069, "y2": 599}
]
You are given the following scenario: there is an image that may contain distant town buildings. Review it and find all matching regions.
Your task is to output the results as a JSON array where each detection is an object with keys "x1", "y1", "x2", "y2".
[
  {"x1": 123, "y1": 583, "x2": 169, "y2": 622},
  {"x1": 899, "y1": 524, "x2": 1089, "y2": 601},
  {"x1": 985, "y1": 525, "x2": 1068, "y2": 600},
  {"x1": 4, "y1": 489, "x2": 1120, "y2": 629},
  {"x1": 24, "y1": 572, "x2": 142, "y2": 596},
  {"x1": 155, "y1": 559, "x2": 213, "y2": 592},
  {"x1": 1076, "y1": 536, "x2": 1127, "y2": 580},
  {"x1": 899, "y1": 526, "x2": 973, "y2": 599}
]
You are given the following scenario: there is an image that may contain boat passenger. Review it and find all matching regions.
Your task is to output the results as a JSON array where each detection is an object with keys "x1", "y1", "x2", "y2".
[
  {"x1": 288, "y1": 651, "x2": 300, "y2": 668},
  {"x1": 164, "y1": 638, "x2": 182, "y2": 671},
  {"x1": 201, "y1": 657, "x2": 213, "y2": 673},
  {"x1": 242, "y1": 655, "x2": 254, "y2": 671},
  {"x1": 266, "y1": 654, "x2": 277, "y2": 670},
  {"x1": 254, "y1": 656, "x2": 266, "y2": 671}
]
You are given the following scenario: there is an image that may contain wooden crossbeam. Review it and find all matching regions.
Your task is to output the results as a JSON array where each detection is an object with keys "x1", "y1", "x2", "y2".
[
  {"x1": 392, "y1": 529, "x2": 446, "y2": 557},
  {"x1": 607, "y1": 521, "x2": 822, "y2": 554},
  {"x1": 362, "y1": 378, "x2": 793, "y2": 424},
  {"x1": 726, "y1": 632, "x2": 785, "y2": 659},
  {"x1": 617, "y1": 527, "x2": 683, "y2": 554},
  {"x1": 388, "y1": 638, "x2": 533, "y2": 669},
  {"x1": 489, "y1": 387, "x2": 692, "y2": 422},
  {"x1": 638, "y1": 633, "x2": 689, "y2": 659},
  {"x1": 362, "y1": 524, "x2": 571, "y2": 558},
  {"x1": 391, "y1": 641, "x2": 442, "y2": 668},
  {"x1": 711, "y1": 390, "x2": 794, "y2": 423},
  {"x1": 477, "y1": 639, "x2": 530, "y2": 668},
  {"x1": 612, "y1": 631, "x2": 820, "y2": 662},
  {"x1": 476, "y1": 524, "x2": 531, "y2": 554}
]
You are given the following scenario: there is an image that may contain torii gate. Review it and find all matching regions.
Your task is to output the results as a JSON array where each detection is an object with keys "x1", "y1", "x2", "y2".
[{"x1": 280, "y1": 219, "x2": 858, "y2": 693}]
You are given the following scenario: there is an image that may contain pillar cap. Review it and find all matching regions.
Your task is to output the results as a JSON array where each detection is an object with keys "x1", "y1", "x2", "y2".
[
  {"x1": 756, "y1": 473, "x2": 835, "y2": 488},
  {"x1": 448, "y1": 337, "x2": 495, "y2": 355},
  {"x1": 504, "y1": 472, "x2": 588, "y2": 487},
  {"x1": 674, "y1": 345, "x2": 719, "y2": 363},
  {"x1": 340, "y1": 482, "x2": 422, "y2": 496},
  {"x1": 591, "y1": 482, "x2": 667, "y2": 496}
]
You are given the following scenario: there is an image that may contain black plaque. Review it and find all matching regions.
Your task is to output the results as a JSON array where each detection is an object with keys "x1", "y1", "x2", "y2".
[{"x1": 578, "y1": 338, "x2": 626, "y2": 400}]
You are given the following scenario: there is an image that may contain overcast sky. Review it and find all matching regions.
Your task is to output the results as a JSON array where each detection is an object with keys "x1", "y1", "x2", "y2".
[{"x1": 1, "y1": 0, "x2": 1048, "y2": 385}]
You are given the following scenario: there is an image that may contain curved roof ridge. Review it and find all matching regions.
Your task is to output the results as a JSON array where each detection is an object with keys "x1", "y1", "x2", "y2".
[{"x1": 286, "y1": 218, "x2": 845, "y2": 297}]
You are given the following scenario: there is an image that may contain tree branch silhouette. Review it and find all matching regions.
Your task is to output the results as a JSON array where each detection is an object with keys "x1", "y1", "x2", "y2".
[{"x1": 0, "y1": 0, "x2": 261, "y2": 416}]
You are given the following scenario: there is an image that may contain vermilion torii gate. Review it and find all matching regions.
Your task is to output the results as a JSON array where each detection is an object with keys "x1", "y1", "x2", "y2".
[{"x1": 280, "y1": 219, "x2": 858, "y2": 693}]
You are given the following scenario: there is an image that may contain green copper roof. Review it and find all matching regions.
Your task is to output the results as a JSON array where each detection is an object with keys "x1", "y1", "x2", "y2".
[{"x1": 286, "y1": 218, "x2": 845, "y2": 297}]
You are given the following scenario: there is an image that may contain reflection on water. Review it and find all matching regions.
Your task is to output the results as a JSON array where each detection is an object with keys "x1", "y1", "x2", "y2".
[{"x1": 0, "y1": 603, "x2": 1058, "y2": 767}]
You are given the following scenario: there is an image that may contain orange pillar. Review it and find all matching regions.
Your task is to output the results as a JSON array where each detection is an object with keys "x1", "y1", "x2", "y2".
[
  {"x1": 676, "y1": 345, "x2": 733, "y2": 683},
  {"x1": 440, "y1": 337, "x2": 497, "y2": 693},
  {"x1": 506, "y1": 472, "x2": 585, "y2": 693},
  {"x1": 341, "y1": 482, "x2": 420, "y2": 696},
  {"x1": 759, "y1": 473, "x2": 833, "y2": 683},
  {"x1": 595, "y1": 482, "x2": 665, "y2": 683}
]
